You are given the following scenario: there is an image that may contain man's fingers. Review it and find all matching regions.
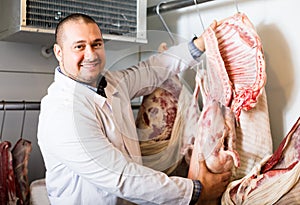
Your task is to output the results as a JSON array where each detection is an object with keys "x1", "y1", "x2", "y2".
[
  {"x1": 209, "y1": 20, "x2": 218, "y2": 30},
  {"x1": 199, "y1": 159, "x2": 208, "y2": 172}
]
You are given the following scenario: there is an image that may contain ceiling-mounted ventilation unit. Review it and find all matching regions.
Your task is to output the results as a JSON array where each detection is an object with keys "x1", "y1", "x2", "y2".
[{"x1": 0, "y1": 0, "x2": 147, "y2": 46}]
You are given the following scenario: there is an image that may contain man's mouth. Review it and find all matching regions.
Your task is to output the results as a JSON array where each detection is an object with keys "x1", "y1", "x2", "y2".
[{"x1": 81, "y1": 61, "x2": 100, "y2": 68}]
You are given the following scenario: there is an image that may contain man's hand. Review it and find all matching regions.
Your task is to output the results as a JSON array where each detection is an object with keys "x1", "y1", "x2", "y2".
[
  {"x1": 196, "y1": 160, "x2": 232, "y2": 202},
  {"x1": 193, "y1": 20, "x2": 218, "y2": 52}
]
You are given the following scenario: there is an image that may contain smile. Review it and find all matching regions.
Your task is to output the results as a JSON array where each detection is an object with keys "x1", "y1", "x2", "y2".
[{"x1": 81, "y1": 62, "x2": 100, "y2": 68}]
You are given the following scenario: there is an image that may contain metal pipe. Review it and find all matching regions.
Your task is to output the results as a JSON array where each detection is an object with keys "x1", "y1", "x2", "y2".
[
  {"x1": 147, "y1": 0, "x2": 215, "y2": 16},
  {"x1": 0, "y1": 101, "x2": 140, "y2": 111},
  {"x1": 0, "y1": 101, "x2": 40, "y2": 110}
]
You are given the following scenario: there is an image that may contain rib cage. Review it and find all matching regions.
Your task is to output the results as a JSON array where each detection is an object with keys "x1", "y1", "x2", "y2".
[{"x1": 211, "y1": 13, "x2": 266, "y2": 119}]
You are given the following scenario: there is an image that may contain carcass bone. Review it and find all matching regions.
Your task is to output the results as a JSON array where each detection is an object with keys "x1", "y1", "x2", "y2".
[
  {"x1": 203, "y1": 12, "x2": 266, "y2": 120},
  {"x1": 222, "y1": 117, "x2": 300, "y2": 205},
  {"x1": 212, "y1": 13, "x2": 266, "y2": 120}
]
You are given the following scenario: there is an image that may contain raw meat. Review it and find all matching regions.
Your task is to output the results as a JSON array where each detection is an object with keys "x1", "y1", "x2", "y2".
[
  {"x1": 204, "y1": 12, "x2": 266, "y2": 120},
  {"x1": 136, "y1": 43, "x2": 182, "y2": 146},
  {"x1": 222, "y1": 117, "x2": 300, "y2": 205},
  {"x1": 0, "y1": 141, "x2": 18, "y2": 205},
  {"x1": 188, "y1": 65, "x2": 240, "y2": 179},
  {"x1": 187, "y1": 65, "x2": 240, "y2": 205},
  {"x1": 135, "y1": 43, "x2": 197, "y2": 175},
  {"x1": 136, "y1": 76, "x2": 182, "y2": 143},
  {"x1": 136, "y1": 75, "x2": 184, "y2": 173},
  {"x1": 12, "y1": 138, "x2": 32, "y2": 205},
  {"x1": 202, "y1": 12, "x2": 272, "y2": 179},
  {"x1": 188, "y1": 100, "x2": 240, "y2": 175}
]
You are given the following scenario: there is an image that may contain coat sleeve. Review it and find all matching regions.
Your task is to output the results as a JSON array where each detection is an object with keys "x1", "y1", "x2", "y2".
[
  {"x1": 111, "y1": 42, "x2": 198, "y2": 99},
  {"x1": 38, "y1": 90, "x2": 194, "y2": 205}
]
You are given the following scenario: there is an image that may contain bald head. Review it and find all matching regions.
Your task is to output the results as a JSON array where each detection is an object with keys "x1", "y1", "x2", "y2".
[{"x1": 55, "y1": 13, "x2": 98, "y2": 46}]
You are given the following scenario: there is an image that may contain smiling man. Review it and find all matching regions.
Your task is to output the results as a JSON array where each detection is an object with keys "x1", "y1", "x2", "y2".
[
  {"x1": 53, "y1": 15, "x2": 106, "y2": 87},
  {"x1": 37, "y1": 13, "x2": 231, "y2": 205}
]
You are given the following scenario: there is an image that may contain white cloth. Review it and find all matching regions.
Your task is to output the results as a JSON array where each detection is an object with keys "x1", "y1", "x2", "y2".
[
  {"x1": 37, "y1": 43, "x2": 198, "y2": 205},
  {"x1": 30, "y1": 179, "x2": 50, "y2": 205}
]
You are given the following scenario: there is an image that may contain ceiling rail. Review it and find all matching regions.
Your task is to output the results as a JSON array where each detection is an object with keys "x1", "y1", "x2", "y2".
[{"x1": 147, "y1": 0, "x2": 215, "y2": 16}]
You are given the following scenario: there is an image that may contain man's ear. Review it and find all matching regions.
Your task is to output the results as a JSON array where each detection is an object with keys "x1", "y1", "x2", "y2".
[{"x1": 53, "y1": 43, "x2": 62, "y2": 62}]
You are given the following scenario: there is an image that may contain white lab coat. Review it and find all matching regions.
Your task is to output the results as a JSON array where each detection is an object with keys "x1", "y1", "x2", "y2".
[{"x1": 37, "y1": 42, "x2": 198, "y2": 205}]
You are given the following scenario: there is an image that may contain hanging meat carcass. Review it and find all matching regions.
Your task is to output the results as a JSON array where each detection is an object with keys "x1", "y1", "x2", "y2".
[
  {"x1": 136, "y1": 75, "x2": 185, "y2": 174},
  {"x1": 188, "y1": 64, "x2": 240, "y2": 179},
  {"x1": 213, "y1": 13, "x2": 266, "y2": 120},
  {"x1": 12, "y1": 138, "x2": 32, "y2": 205},
  {"x1": 222, "y1": 117, "x2": 300, "y2": 204},
  {"x1": 186, "y1": 61, "x2": 240, "y2": 205},
  {"x1": 198, "y1": 12, "x2": 272, "y2": 179},
  {"x1": 136, "y1": 43, "x2": 199, "y2": 175},
  {"x1": 0, "y1": 141, "x2": 18, "y2": 205},
  {"x1": 136, "y1": 76, "x2": 182, "y2": 144}
]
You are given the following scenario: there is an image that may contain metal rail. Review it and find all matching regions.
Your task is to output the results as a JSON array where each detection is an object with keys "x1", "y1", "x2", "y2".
[
  {"x1": 147, "y1": 0, "x2": 215, "y2": 16},
  {"x1": 0, "y1": 101, "x2": 140, "y2": 110},
  {"x1": 0, "y1": 101, "x2": 40, "y2": 110}
]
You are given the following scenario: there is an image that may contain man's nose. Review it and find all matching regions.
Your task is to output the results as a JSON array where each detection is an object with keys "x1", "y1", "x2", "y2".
[{"x1": 84, "y1": 45, "x2": 96, "y2": 60}]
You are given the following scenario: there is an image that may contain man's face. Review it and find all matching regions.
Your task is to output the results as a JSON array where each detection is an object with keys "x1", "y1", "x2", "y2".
[{"x1": 54, "y1": 20, "x2": 106, "y2": 87}]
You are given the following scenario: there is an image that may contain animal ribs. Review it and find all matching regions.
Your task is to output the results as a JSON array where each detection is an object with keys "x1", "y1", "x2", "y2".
[{"x1": 205, "y1": 12, "x2": 266, "y2": 120}]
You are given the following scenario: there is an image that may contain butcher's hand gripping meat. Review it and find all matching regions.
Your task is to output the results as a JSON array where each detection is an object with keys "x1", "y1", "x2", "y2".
[
  {"x1": 197, "y1": 100, "x2": 239, "y2": 174},
  {"x1": 187, "y1": 68, "x2": 240, "y2": 205}
]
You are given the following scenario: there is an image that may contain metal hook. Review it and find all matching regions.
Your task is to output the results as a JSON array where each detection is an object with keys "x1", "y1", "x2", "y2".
[
  {"x1": 193, "y1": 0, "x2": 205, "y2": 32},
  {"x1": 20, "y1": 101, "x2": 27, "y2": 139},
  {"x1": 156, "y1": 1, "x2": 175, "y2": 45},
  {"x1": 0, "y1": 101, "x2": 6, "y2": 141},
  {"x1": 234, "y1": 0, "x2": 240, "y2": 13}
]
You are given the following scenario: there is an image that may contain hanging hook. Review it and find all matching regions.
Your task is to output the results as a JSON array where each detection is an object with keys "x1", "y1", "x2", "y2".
[
  {"x1": 20, "y1": 101, "x2": 27, "y2": 139},
  {"x1": 193, "y1": 0, "x2": 205, "y2": 32},
  {"x1": 234, "y1": 0, "x2": 240, "y2": 13},
  {"x1": 0, "y1": 101, "x2": 6, "y2": 141},
  {"x1": 156, "y1": 1, "x2": 175, "y2": 45}
]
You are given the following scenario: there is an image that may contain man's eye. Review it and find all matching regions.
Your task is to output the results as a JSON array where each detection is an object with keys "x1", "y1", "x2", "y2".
[
  {"x1": 75, "y1": 45, "x2": 84, "y2": 50},
  {"x1": 94, "y1": 43, "x2": 102, "y2": 48}
]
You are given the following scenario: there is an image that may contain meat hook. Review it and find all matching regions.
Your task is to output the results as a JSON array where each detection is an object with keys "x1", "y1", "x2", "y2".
[
  {"x1": 193, "y1": 0, "x2": 205, "y2": 32},
  {"x1": 0, "y1": 101, "x2": 6, "y2": 141},
  {"x1": 156, "y1": 1, "x2": 176, "y2": 45},
  {"x1": 20, "y1": 101, "x2": 27, "y2": 139},
  {"x1": 234, "y1": 0, "x2": 240, "y2": 13}
]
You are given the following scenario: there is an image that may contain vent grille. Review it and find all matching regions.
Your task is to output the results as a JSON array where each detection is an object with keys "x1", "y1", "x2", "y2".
[{"x1": 26, "y1": 0, "x2": 137, "y2": 37}]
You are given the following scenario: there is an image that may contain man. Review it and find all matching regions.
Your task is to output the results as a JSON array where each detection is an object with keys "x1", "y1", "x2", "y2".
[{"x1": 37, "y1": 13, "x2": 231, "y2": 205}]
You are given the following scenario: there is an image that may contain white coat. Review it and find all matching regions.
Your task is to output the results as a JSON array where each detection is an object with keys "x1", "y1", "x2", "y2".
[{"x1": 37, "y1": 42, "x2": 198, "y2": 205}]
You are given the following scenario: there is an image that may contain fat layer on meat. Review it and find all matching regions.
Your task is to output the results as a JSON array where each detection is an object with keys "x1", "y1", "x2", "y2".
[{"x1": 222, "y1": 117, "x2": 300, "y2": 205}]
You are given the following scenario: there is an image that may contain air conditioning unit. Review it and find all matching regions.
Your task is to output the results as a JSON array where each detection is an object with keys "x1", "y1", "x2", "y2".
[{"x1": 0, "y1": 0, "x2": 147, "y2": 46}]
